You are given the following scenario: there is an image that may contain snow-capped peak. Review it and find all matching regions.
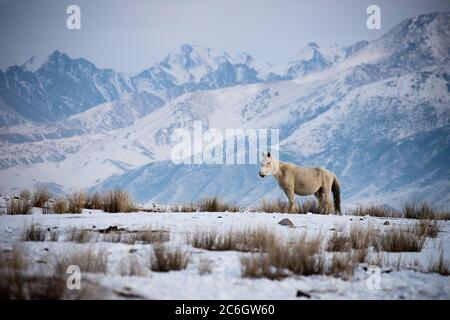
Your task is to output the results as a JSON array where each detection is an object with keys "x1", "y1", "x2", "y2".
[
  {"x1": 19, "y1": 55, "x2": 46, "y2": 72},
  {"x1": 291, "y1": 42, "x2": 321, "y2": 62}
]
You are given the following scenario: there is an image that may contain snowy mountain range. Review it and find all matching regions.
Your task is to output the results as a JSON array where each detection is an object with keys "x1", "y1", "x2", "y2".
[{"x1": 0, "y1": 12, "x2": 449, "y2": 209}]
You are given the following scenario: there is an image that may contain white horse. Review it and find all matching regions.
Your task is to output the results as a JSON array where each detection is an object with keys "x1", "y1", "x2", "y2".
[{"x1": 259, "y1": 152, "x2": 341, "y2": 214}]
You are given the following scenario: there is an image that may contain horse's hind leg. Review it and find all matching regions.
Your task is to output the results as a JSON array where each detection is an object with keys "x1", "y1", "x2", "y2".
[
  {"x1": 322, "y1": 180, "x2": 333, "y2": 214},
  {"x1": 323, "y1": 192, "x2": 332, "y2": 214}
]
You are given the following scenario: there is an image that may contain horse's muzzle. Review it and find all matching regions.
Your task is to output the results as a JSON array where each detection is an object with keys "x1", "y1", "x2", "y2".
[{"x1": 259, "y1": 173, "x2": 265, "y2": 178}]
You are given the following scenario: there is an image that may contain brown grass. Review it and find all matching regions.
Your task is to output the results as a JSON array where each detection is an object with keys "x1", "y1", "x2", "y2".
[
  {"x1": 32, "y1": 186, "x2": 52, "y2": 208},
  {"x1": 353, "y1": 249, "x2": 368, "y2": 263},
  {"x1": 0, "y1": 245, "x2": 83, "y2": 300},
  {"x1": 326, "y1": 224, "x2": 374, "y2": 253},
  {"x1": 426, "y1": 253, "x2": 450, "y2": 276},
  {"x1": 326, "y1": 231, "x2": 350, "y2": 252},
  {"x1": 403, "y1": 202, "x2": 449, "y2": 220},
  {"x1": 328, "y1": 253, "x2": 356, "y2": 279},
  {"x1": 351, "y1": 205, "x2": 399, "y2": 218},
  {"x1": 49, "y1": 230, "x2": 60, "y2": 242},
  {"x1": 52, "y1": 197, "x2": 69, "y2": 214},
  {"x1": 298, "y1": 200, "x2": 322, "y2": 214},
  {"x1": 150, "y1": 244, "x2": 190, "y2": 272},
  {"x1": 55, "y1": 247, "x2": 108, "y2": 274},
  {"x1": 240, "y1": 253, "x2": 288, "y2": 280},
  {"x1": 191, "y1": 228, "x2": 278, "y2": 252},
  {"x1": 257, "y1": 199, "x2": 291, "y2": 213},
  {"x1": 171, "y1": 202, "x2": 197, "y2": 212},
  {"x1": 0, "y1": 245, "x2": 27, "y2": 271},
  {"x1": 102, "y1": 230, "x2": 170, "y2": 245},
  {"x1": 7, "y1": 198, "x2": 32, "y2": 215},
  {"x1": 373, "y1": 226, "x2": 425, "y2": 252},
  {"x1": 19, "y1": 189, "x2": 31, "y2": 201},
  {"x1": 348, "y1": 224, "x2": 375, "y2": 250},
  {"x1": 197, "y1": 197, "x2": 241, "y2": 212},
  {"x1": 257, "y1": 198, "x2": 321, "y2": 214},
  {"x1": 171, "y1": 197, "x2": 242, "y2": 213},
  {"x1": 68, "y1": 191, "x2": 86, "y2": 213},
  {"x1": 241, "y1": 232, "x2": 327, "y2": 280},
  {"x1": 66, "y1": 228, "x2": 95, "y2": 243},
  {"x1": 102, "y1": 189, "x2": 135, "y2": 213},
  {"x1": 21, "y1": 224, "x2": 47, "y2": 242},
  {"x1": 85, "y1": 192, "x2": 103, "y2": 210},
  {"x1": 414, "y1": 220, "x2": 440, "y2": 238},
  {"x1": 119, "y1": 255, "x2": 146, "y2": 276}
]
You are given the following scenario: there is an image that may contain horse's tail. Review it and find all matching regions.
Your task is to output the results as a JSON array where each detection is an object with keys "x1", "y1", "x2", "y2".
[{"x1": 331, "y1": 175, "x2": 341, "y2": 215}]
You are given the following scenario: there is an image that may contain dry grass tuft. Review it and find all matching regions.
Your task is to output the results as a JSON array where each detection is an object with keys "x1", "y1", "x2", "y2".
[
  {"x1": 351, "y1": 205, "x2": 399, "y2": 218},
  {"x1": 66, "y1": 228, "x2": 95, "y2": 243},
  {"x1": 52, "y1": 197, "x2": 69, "y2": 214},
  {"x1": 0, "y1": 245, "x2": 81, "y2": 300},
  {"x1": 414, "y1": 220, "x2": 440, "y2": 238},
  {"x1": 297, "y1": 200, "x2": 322, "y2": 214},
  {"x1": 349, "y1": 224, "x2": 375, "y2": 250},
  {"x1": 119, "y1": 254, "x2": 146, "y2": 276},
  {"x1": 241, "y1": 232, "x2": 327, "y2": 279},
  {"x1": 0, "y1": 245, "x2": 27, "y2": 271},
  {"x1": 328, "y1": 253, "x2": 357, "y2": 279},
  {"x1": 170, "y1": 197, "x2": 241, "y2": 213},
  {"x1": 373, "y1": 226, "x2": 425, "y2": 252},
  {"x1": 19, "y1": 189, "x2": 31, "y2": 201},
  {"x1": 55, "y1": 247, "x2": 108, "y2": 274},
  {"x1": 191, "y1": 228, "x2": 277, "y2": 252},
  {"x1": 102, "y1": 230, "x2": 170, "y2": 244},
  {"x1": 32, "y1": 186, "x2": 52, "y2": 208},
  {"x1": 21, "y1": 224, "x2": 47, "y2": 242},
  {"x1": 128, "y1": 230, "x2": 170, "y2": 244},
  {"x1": 68, "y1": 191, "x2": 86, "y2": 213},
  {"x1": 257, "y1": 198, "x2": 321, "y2": 214},
  {"x1": 240, "y1": 231, "x2": 373, "y2": 280},
  {"x1": 150, "y1": 244, "x2": 190, "y2": 272},
  {"x1": 49, "y1": 230, "x2": 60, "y2": 242},
  {"x1": 257, "y1": 199, "x2": 291, "y2": 213},
  {"x1": 102, "y1": 189, "x2": 135, "y2": 213},
  {"x1": 197, "y1": 197, "x2": 241, "y2": 212},
  {"x1": 402, "y1": 202, "x2": 449, "y2": 220},
  {"x1": 240, "y1": 253, "x2": 288, "y2": 280},
  {"x1": 7, "y1": 198, "x2": 32, "y2": 215},
  {"x1": 326, "y1": 224, "x2": 374, "y2": 252},
  {"x1": 426, "y1": 253, "x2": 450, "y2": 276},
  {"x1": 85, "y1": 192, "x2": 103, "y2": 210},
  {"x1": 326, "y1": 231, "x2": 350, "y2": 252},
  {"x1": 171, "y1": 202, "x2": 197, "y2": 212}
]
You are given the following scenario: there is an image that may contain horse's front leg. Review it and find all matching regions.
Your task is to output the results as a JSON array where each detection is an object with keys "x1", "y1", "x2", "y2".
[{"x1": 285, "y1": 188, "x2": 295, "y2": 213}]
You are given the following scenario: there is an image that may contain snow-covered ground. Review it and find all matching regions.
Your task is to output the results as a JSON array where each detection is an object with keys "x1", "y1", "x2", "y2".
[{"x1": 1, "y1": 210, "x2": 449, "y2": 299}]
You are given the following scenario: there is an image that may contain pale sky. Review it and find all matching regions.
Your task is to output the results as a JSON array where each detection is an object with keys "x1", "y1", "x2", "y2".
[{"x1": 0, "y1": 0, "x2": 449, "y2": 74}]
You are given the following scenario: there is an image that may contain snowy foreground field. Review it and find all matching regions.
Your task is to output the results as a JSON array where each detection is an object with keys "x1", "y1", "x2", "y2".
[{"x1": 1, "y1": 210, "x2": 449, "y2": 300}]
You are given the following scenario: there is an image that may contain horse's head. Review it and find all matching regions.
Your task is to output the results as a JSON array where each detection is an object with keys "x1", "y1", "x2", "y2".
[{"x1": 259, "y1": 152, "x2": 278, "y2": 177}]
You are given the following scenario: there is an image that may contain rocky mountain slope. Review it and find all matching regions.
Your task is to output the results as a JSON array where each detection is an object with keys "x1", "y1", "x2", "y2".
[{"x1": 0, "y1": 12, "x2": 449, "y2": 209}]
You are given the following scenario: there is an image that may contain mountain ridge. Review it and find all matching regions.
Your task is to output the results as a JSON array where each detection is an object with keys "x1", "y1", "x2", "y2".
[{"x1": 0, "y1": 12, "x2": 449, "y2": 209}]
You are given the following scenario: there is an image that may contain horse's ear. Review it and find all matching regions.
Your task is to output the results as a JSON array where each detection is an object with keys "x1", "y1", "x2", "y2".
[{"x1": 267, "y1": 152, "x2": 271, "y2": 158}]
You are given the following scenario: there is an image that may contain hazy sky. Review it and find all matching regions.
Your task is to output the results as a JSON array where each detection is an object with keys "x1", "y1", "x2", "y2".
[{"x1": 1, "y1": 0, "x2": 449, "y2": 74}]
